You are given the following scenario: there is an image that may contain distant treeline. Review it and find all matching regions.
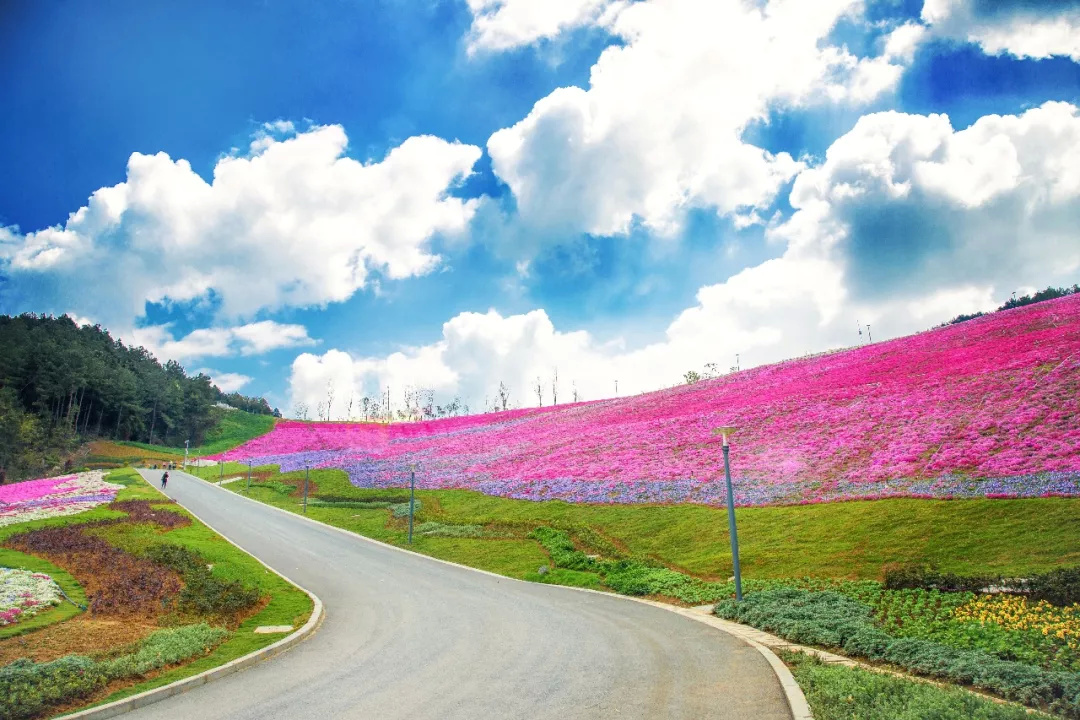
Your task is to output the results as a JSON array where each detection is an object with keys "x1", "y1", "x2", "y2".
[
  {"x1": 0, "y1": 314, "x2": 274, "y2": 481},
  {"x1": 943, "y1": 285, "x2": 1079, "y2": 326}
]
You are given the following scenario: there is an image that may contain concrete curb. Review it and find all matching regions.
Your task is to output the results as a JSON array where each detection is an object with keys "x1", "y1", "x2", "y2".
[
  {"x1": 58, "y1": 475, "x2": 325, "y2": 720},
  {"x1": 196, "y1": 471, "x2": 810, "y2": 720}
]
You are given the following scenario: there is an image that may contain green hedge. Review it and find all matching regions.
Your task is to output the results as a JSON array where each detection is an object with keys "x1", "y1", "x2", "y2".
[
  {"x1": 885, "y1": 565, "x2": 1080, "y2": 606},
  {"x1": 715, "y1": 588, "x2": 1080, "y2": 717},
  {"x1": 0, "y1": 624, "x2": 229, "y2": 719}
]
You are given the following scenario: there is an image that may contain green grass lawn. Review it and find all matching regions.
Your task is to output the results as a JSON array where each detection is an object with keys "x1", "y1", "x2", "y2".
[
  {"x1": 117, "y1": 410, "x2": 275, "y2": 457},
  {"x1": 218, "y1": 465, "x2": 1080, "y2": 583}
]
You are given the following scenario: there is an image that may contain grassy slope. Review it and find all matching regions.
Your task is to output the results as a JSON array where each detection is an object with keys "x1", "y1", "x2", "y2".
[
  {"x1": 212, "y1": 465, "x2": 1080, "y2": 581},
  {"x1": 115, "y1": 411, "x2": 276, "y2": 457},
  {"x1": 0, "y1": 468, "x2": 313, "y2": 715}
]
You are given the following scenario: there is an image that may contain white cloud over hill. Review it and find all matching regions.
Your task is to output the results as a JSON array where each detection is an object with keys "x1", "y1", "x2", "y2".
[
  {"x1": 485, "y1": 0, "x2": 920, "y2": 238},
  {"x1": 923, "y1": 0, "x2": 1080, "y2": 61},
  {"x1": 128, "y1": 320, "x2": 316, "y2": 362},
  {"x1": 290, "y1": 101, "x2": 1080, "y2": 417},
  {"x1": 0, "y1": 124, "x2": 482, "y2": 326}
]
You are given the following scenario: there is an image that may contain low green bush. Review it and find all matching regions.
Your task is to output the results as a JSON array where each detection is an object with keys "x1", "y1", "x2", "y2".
[
  {"x1": 315, "y1": 494, "x2": 408, "y2": 504},
  {"x1": 0, "y1": 655, "x2": 109, "y2": 720},
  {"x1": 715, "y1": 588, "x2": 1080, "y2": 717},
  {"x1": 886, "y1": 564, "x2": 1080, "y2": 607},
  {"x1": 390, "y1": 499, "x2": 421, "y2": 518},
  {"x1": 1027, "y1": 567, "x2": 1080, "y2": 607},
  {"x1": 529, "y1": 527, "x2": 730, "y2": 603},
  {"x1": 145, "y1": 544, "x2": 260, "y2": 619},
  {"x1": 102, "y1": 624, "x2": 229, "y2": 677},
  {"x1": 415, "y1": 522, "x2": 486, "y2": 538},
  {"x1": 783, "y1": 651, "x2": 1035, "y2": 720},
  {"x1": 0, "y1": 624, "x2": 229, "y2": 720},
  {"x1": 249, "y1": 481, "x2": 295, "y2": 496},
  {"x1": 308, "y1": 500, "x2": 393, "y2": 510}
]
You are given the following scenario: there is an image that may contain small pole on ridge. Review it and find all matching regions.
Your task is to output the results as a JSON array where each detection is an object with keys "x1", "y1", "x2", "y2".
[{"x1": 408, "y1": 470, "x2": 416, "y2": 544}]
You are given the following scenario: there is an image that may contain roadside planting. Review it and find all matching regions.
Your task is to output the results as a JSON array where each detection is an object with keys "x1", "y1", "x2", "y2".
[{"x1": 0, "y1": 468, "x2": 313, "y2": 718}]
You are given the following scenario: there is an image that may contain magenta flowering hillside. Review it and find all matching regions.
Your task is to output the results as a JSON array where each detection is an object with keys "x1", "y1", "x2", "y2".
[{"x1": 216, "y1": 295, "x2": 1080, "y2": 506}]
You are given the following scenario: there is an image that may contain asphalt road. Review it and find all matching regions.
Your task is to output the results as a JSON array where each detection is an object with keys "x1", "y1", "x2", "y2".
[{"x1": 132, "y1": 469, "x2": 790, "y2": 720}]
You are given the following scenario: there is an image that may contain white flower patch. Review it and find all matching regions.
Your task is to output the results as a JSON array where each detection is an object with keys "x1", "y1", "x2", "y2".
[{"x1": 0, "y1": 567, "x2": 64, "y2": 626}]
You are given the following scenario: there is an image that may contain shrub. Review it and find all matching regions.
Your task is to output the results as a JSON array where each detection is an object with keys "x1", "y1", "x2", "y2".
[
  {"x1": 102, "y1": 624, "x2": 229, "y2": 678},
  {"x1": 414, "y1": 522, "x2": 486, "y2": 538},
  {"x1": 0, "y1": 655, "x2": 109, "y2": 719},
  {"x1": 1026, "y1": 567, "x2": 1080, "y2": 607},
  {"x1": 715, "y1": 588, "x2": 1080, "y2": 717},
  {"x1": 886, "y1": 564, "x2": 1080, "y2": 606},
  {"x1": 145, "y1": 543, "x2": 259, "y2": 620},
  {"x1": 308, "y1": 500, "x2": 393, "y2": 510},
  {"x1": 784, "y1": 651, "x2": 1034, "y2": 720},
  {"x1": 315, "y1": 494, "x2": 407, "y2": 504},
  {"x1": 0, "y1": 624, "x2": 229, "y2": 719},
  {"x1": 529, "y1": 527, "x2": 730, "y2": 603},
  {"x1": 529, "y1": 527, "x2": 597, "y2": 571},
  {"x1": 390, "y1": 499, "x2": 421, "y2": 518}
]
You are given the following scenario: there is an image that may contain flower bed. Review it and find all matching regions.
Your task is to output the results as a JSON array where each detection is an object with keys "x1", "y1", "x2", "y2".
[
  {"x1": 0, "y1": 472, "x2": 123, "y2": 527},
  {"x1": 215, "y1": 294, "x2": 1080, "y2": 506},
  {"x1": 0, "y1": 569, "x2": 63, "y2": 626}
]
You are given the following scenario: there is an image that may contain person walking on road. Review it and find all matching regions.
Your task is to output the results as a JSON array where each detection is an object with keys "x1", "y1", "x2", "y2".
[{"x1": 161, "y1": 471, "x2": 169, "y2": 489}]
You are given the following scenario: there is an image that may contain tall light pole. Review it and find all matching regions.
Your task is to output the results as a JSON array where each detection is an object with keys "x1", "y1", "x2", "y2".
[
  {"x1": 714, "y1": 426, "x2": 743, "y2": 601},
  {"x1": 183, "y1": 440, "x2": 189, "y2": 472}
]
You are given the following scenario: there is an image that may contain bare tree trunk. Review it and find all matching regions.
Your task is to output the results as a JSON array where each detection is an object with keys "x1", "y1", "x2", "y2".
[{"x1": 148, "y1": 398, "x2": 158, "y2": 445}]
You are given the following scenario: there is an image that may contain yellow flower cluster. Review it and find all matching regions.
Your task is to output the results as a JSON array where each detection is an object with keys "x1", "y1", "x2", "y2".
[{"x1": 954, "y1": 595, "x2": 1080, "y2": 651}]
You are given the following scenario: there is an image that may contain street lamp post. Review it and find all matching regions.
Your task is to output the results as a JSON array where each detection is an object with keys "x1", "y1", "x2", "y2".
[
  {"x1": 407, "y1": 469, "x2": 416, "y2": 544},
  {"x1": 715, "y1": 426, "x2": 743, "y2": 601},
  {"x1": 303, "y1": 466, "x2": 310, "y2": 513},
  {"x1": 183, "y1": 440, "x2": 189, "y2": 472}
]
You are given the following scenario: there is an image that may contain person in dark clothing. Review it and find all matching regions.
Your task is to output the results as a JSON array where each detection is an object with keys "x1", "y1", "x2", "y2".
[{"x1": 161, "y1": 471, "x2": 169, "y2": 489}]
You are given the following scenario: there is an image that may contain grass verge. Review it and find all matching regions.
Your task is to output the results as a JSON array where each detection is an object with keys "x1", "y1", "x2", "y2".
[{"x1": 782, "y1": 651, "x2": 1046, "y2": 720}]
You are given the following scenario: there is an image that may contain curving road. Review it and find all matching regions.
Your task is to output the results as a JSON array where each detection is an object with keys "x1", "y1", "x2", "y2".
[{"x1": 132, "y1": 469, "x2": 790, "y2": 719}]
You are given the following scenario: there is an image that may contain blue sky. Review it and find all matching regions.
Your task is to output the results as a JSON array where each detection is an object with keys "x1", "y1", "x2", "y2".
[{"x1": 2, "y1": 0, "x2": 1079, "y2": 416}]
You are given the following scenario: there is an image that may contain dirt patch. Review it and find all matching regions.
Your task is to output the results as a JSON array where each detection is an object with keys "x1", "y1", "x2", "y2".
[{"x1": 0, "y1": 617, "x2": 157, "y2": 666}]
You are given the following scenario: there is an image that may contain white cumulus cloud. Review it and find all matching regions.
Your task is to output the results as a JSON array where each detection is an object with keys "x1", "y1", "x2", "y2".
[
  {"x1": 485, "y1": 0, "x2": 920, "y2": 240},
  {"x1": 923, "y1": 0, "x2": 1080, "y2": 61},
  {"x1": 195, "y1": 369, "x2": 254, "y2": 394},
  {"x1": 0, "y1": 125, "x2": 482, "y2": 327},
  {"x1": 128, "y1": 320, "x2": 315, "y2": 362},
  {"x1": 465, "y1": 0, "x2": 619, "y2": 53}
]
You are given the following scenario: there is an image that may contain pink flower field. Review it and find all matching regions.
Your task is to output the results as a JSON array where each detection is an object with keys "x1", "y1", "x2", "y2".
[{"x1": 215, "y1": 295, "x2": 1080, "y2": 506}]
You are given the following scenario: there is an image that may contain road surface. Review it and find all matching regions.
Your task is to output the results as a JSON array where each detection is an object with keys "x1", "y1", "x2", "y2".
[{"x1": 132, "y1": 469, "x2": 790, "y2": 719}]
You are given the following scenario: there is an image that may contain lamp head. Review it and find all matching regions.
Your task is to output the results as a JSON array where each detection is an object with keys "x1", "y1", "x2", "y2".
[{"x1": 712, "y1": 426, "x2": 737, "y2": 447}]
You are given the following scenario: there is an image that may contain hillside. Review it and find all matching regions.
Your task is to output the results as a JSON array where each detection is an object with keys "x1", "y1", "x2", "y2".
[
  {"x1": 0, "y1": 314, "x2": 275, "y2": 481},
  {"x1": 216, "y1": 294, "x2": 1080, "y2": 506}
]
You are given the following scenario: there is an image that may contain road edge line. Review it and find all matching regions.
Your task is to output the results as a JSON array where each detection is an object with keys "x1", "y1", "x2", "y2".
[
  {"x1": 199, "y1": 470, "x2": 809, "y2": 720},
  {"x1": 57, "y1": 473, "x2": 325, "y2": 720}
]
